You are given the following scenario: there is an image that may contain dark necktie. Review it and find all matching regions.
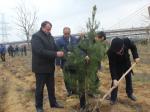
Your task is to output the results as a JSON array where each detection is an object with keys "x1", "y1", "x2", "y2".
[{"x1": 66, "y1": 38, "x2": 69, "y2": 45}]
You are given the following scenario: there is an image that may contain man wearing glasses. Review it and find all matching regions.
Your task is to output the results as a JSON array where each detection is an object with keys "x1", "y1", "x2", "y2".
[{"x1": 107, "y1": 37, "x2": 140, "y2": 105}]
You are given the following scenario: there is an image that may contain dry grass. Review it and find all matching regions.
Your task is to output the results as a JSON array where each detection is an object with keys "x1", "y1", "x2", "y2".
[{"x1": 0, "y1": 43, "x2": 149, "y2": 112}]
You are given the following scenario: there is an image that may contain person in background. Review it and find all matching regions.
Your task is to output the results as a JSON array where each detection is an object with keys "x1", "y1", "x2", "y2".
[
  {"x1": 95, "y1": 31, "x2": 106, "y2": 42},
  {"x1": 0, "y1": 44, "x2": 6, "y2": 61},
  {"x1": 107, "y1": 37, "x2": 140, "y2": 105},
  {"x1": 21, "y1": 45, "x2": 27, "y2": 56},
  {"x1": 78, "y1": 31, "x2": 86, "y2": 41},
  {"x1": 23, "y1": 45, "x2": 27, "y2": 56},
  {"x1": 15, "y1": 45, "x2": 19, "y2": 56},
  {"x1": 31, "y1": 21, "x2": 64, "y2": 112},
  {"x1": 20, "y1": 45, "x2": 24, "y2": 56},
  {"x1": 7, "y1": 45, "x2": 14, "y2": 57},
  {"x1": 7, "y1": 45, "x2": 11, "y2": 56},
  {"x1": 95, "y1": 31, "x2": 107, "y2": 71}
]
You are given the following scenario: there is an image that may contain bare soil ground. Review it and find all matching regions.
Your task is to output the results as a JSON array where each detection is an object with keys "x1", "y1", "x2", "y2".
[{"x1": 0, "y1": 43, "x2": 150, "y2": 112}]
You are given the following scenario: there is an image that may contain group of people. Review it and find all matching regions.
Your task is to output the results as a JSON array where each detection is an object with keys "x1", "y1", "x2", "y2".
[
  {"x1": 31, "y1": 21, "x2": 140, "y2": 112},
  {"x1": 0, "y1": 44, "x2": 27, "y2": 62},
  {"x1": 7, "y1": 44, "x2": 27, "y2": 57}
]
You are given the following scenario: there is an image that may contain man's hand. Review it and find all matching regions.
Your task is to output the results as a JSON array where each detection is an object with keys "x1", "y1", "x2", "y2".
[
  {"x1": 67, "y1": 51, "x2": 72, "y2": 56},
  {"x1": 85, "y1": 55, "x2": 90, "y2": 61},
  {"x1": 113, "y1": 79, "x2": 118, "y2": 87},
  {"x1": 134, "y1": 58, "x2": 140, "y2": 64},
  {"x1": 56, "y1": 51, "x2": 64, "y2": 57}
]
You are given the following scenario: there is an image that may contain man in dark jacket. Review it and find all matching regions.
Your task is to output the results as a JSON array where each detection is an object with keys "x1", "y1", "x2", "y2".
[
  {"x1": 31, "y1": 21, "x2": 64, "y2": 112},
  {"x1": 107, "y1": 37, "x2": 140, "y2": 105},
  {"x1": 23, "y1": 45, "x2": 27, "y2": 56},
  {"x1": 8, "y1": 45, "x2": 14, "y2": 57},
  {"x1": 55, "y1": 27, "x2": 78, "y2": 68},
  {"x1": 95, "y1": 31, "x2": 107, "y2": 71},
  {"x1": 55, "y1": 27, "x2": 79, "y2": 96}
]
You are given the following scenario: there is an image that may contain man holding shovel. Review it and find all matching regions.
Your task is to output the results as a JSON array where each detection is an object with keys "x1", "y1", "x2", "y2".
[{"x1": 107, "y1": 37, "x2": 140, "y2": 105}]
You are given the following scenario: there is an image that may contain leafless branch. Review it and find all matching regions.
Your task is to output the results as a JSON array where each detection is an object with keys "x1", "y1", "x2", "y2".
[{"x1": 14, "y1": 0, "x2": 38, "y2": 46}]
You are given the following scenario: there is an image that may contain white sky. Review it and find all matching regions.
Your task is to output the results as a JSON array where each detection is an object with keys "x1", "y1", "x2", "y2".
[{"x1": 0, "y1": 0, "x2": 150, "y2": 42}]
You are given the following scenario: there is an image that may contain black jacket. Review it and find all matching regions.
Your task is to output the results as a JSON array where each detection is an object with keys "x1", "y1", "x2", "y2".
[
  {"x1": 31, "y1": 29, "x2": 57, "y2": 73},
  {"x1": 107, "y1": 38, "x2": 139, "y2": 80}
]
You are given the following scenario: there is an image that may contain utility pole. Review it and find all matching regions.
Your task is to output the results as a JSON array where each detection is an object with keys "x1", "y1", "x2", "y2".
[
  {"x1": 148, "y1": 6, "x2": 150, "y2": 17},
  {"x1": 147, "y1": 6, "x2": 150, "y2": 42},
  {"x1": 0, "y1": 13, "x2": 8, "y2": 44}
]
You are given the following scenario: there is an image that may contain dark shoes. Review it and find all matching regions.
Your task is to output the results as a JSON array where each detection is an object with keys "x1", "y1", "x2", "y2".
[
  {"x1": 67, "y1": 92, "x2": 72, "y2": 97},
  {"x1": 110, "y1": 100, "x2": 117, "y2": 105},
  {"x1": 128, "y1": 94, "x2": 137, "y2": 101},
  {"x1": 110, "y1": 94, "x2": 136, "y2": 105},
  {"x1": 36, "y1": 108, "x2": 44, "y2": 112},
  {"x1": 51, "y1": 102, "x2": 64, "y2": 108}
]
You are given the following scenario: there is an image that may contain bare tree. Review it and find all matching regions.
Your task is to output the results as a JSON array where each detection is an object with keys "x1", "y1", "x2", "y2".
[{"x1": 15, "y1": 1, "x2": 38, "y2": 46}]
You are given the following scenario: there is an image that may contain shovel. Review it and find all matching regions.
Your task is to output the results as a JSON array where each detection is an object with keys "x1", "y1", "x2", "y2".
[{"x1": 92, "y1": 62, "x2": 137, "y2": 112}]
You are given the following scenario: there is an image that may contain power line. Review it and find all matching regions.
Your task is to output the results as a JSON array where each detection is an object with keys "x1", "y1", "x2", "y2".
[{"x1": 109, "y1": 3, "x2": 150, "y2": 29}]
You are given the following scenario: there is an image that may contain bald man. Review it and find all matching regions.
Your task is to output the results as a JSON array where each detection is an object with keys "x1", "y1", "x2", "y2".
[{"x1": 56, "y1": 27, "x2": 79, "y2": 96}]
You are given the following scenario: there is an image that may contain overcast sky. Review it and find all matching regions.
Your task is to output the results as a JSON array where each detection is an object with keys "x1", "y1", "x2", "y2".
[{"x1": 0, "y1": 0, "x2": 150, "y2": 42}]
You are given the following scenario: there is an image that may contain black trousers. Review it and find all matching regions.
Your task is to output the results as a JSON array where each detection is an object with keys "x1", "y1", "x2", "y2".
[
  {"x1": 79, "y1": 92, "x2": 86, "y2": 108},
  {"x1": 35, "y1": 73, "x2": 56, "y2": 108},
  {"x1": 10, "y1": 51, "x2": 14, "y2": 57},
  {"x1": 111, "y1": 72, "x2": 133, "y2": 101}
]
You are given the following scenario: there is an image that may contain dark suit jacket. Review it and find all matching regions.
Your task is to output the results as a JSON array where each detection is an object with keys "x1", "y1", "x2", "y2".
[
  {"x1": 31, "y1": 29, "x2": 57, "y2": 73},
  {"x1": 107, "y1": 38, "x2": 139, "y2": 80},
  {"x1": 55, "y1": 35, "x2": 79, "y2": 67}
]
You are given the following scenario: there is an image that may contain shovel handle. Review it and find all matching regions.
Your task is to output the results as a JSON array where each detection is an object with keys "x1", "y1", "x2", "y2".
[
  {"x1": 92, "y1": 63, "x2": 137, "y2": 112},
  {"x1": 101, "y1": 63, "x2": 136, "y2": 102}
]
